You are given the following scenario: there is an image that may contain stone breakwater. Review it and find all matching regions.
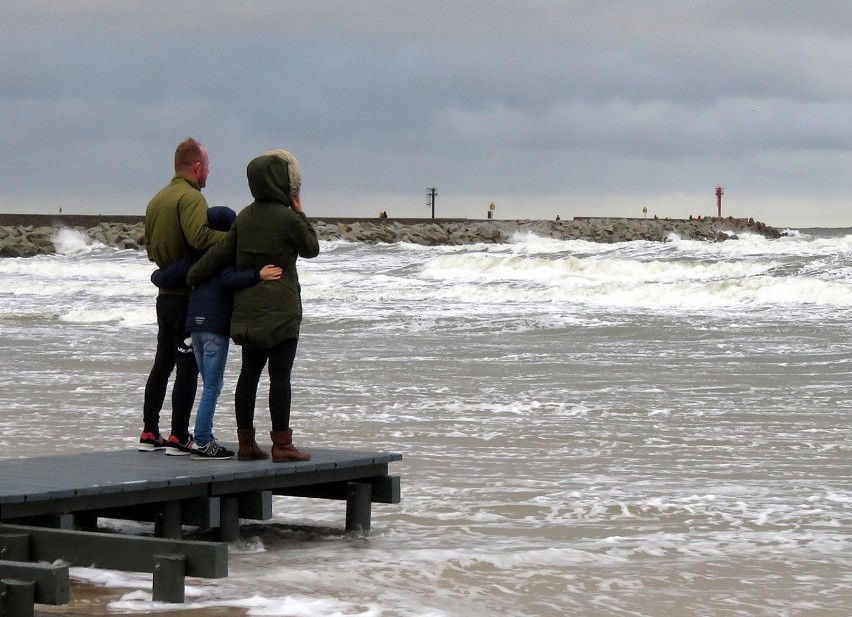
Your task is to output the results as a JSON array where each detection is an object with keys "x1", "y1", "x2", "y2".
[
  {"x1": 315, "y1": 217, "x2": 783, "y2": 246},
  {"x1": 0, "y1": 215, "x2": 783, "y2": 258}
]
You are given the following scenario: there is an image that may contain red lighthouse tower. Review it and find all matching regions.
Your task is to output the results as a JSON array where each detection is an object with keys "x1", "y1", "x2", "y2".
[{"x1": 715, "y1": 186, "x2": 724, "y2": 218}]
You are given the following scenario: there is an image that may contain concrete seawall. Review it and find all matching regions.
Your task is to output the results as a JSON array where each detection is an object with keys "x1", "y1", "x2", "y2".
[{"x1": 0, "y1": 214, "x2": 784, "y2": 258}]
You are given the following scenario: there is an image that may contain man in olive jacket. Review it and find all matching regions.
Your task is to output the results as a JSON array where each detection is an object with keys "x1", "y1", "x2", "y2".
[
  {"x1": 139, "y1": 137, "x2": 228, "y2": 454},
  {"x1": 187, "y1": 149, "x2": 319, "y2": 462}
]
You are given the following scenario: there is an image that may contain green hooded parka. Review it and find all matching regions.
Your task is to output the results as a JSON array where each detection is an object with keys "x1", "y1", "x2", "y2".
[{"x1": 186, "y1": 155, "x2": 320, "y2": 347}]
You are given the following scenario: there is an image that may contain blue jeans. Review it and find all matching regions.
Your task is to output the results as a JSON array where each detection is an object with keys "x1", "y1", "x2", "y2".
[{"x1": 191, "y1": 331, "x2": 230, "y2": 446}]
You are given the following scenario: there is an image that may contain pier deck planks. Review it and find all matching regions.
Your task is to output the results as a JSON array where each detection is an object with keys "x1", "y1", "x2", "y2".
[{"x1": 0, "y1": 447, "x2": 402, "y2": 520}]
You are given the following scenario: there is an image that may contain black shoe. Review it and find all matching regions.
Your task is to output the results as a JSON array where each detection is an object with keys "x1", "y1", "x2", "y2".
[
  {"x1": 191, "y1": 440, "x2": 235, "y2": 460},
  {"x1": 165, "y1": 434, "x2": 193, "y2": 456},
  {"x1": 138, "y1": 432, "x2": 166, "y2": 452}
]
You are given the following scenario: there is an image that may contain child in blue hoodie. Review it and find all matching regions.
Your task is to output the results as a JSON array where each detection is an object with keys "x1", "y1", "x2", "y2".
[{"x1": 151, "y1": 206, "x2": 281, "y2": 459}]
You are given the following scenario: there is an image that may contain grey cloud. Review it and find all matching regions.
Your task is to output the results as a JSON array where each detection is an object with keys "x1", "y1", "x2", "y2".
[{"x1": 2, "y1": 1, "x2": 852, "y2": 224}]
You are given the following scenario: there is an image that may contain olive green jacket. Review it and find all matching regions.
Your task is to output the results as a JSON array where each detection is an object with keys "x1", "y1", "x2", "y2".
[
  {"x1": 144, "y1": 175, "x2": 227, "y2": 295},
  {"x1": 187, "y1": 155, "x2": 320, "y2": 347}
]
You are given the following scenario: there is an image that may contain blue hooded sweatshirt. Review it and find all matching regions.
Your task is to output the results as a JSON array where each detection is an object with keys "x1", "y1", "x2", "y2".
[{"x1": 151, "y1": 206, "x2": 260, "y2": 337}]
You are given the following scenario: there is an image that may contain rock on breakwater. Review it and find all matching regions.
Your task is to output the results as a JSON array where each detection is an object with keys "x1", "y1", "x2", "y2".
[
  {"x1": 316, "y1": 216, "x2": 783, "y2": 245},
  {"x1": 0, "y1": 221, "x2": 144, "y2": 257},
  {"x1": 0, "y1": 215, "x2": 783, "y2": 257}
]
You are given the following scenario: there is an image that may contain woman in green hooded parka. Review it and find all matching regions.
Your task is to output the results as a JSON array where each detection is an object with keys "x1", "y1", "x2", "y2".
[{"x1": 187, "y1": 149, "x2": 319, "y2": 462}]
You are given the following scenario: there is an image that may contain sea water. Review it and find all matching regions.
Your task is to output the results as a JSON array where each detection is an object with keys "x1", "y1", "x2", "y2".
[{"x1": 0, "y1": 226, "x2": 849, "y2": 616}]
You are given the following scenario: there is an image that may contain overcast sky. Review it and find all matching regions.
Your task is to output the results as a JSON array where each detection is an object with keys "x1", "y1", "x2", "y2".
[{"x1": 2, "y1": 1, "x2": 852, "y2": 227}]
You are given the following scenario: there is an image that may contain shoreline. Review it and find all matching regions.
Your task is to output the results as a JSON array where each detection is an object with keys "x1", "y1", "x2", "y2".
[{"x1": 0, "y1": 214, "x2": 784, "y2": 257}]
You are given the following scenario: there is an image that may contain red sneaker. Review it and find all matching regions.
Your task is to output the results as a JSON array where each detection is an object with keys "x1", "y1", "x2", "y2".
[{"x1": 138, "y1": 432, "x2": 166, "y2": 452}]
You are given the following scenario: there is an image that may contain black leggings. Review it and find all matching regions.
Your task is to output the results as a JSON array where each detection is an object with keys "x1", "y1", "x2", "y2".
[
  {"x1": 234, "y1": 338, "x2": 299, "y2": 432},
  {"x1": 143, "y1": 294, "x2": 198, "y2": 438}
]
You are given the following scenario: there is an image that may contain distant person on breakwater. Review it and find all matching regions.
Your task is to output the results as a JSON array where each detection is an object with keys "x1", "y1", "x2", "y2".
[
  {"x1": 150, "y1": 207, "x2": 283, "y2": 460},
  {"x1": 139, "y1": 137, "x2": 228, "y2": 455},
  {"x1": 188, "y1": 149, "x2": 320, "y2": 462}
]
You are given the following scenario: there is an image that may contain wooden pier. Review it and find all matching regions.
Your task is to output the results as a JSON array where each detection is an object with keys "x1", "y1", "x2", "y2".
[{"x1": 0, "y1": 447, "x2": 401, "y2": 615}]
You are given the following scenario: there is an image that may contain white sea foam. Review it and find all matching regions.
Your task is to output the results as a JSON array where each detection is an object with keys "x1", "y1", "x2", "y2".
[
  {"x1": 302, "y1": 228, "x2": 852, "y2": 318},
  {"x1": 60, "y1": 306, "x2": 155, "y2": 326},
  {"x1": 107, "y1": 590, "x2": 386, "y2": 617},
  {"x1": 421, "y1": 252, "x2": 776, "y2": 284},
  {"x1": 5, "y1": 228, "x2": 848, "y2": 323},
  {"x1": 52, "y1": 227, "x2": 95, "y2": 255}
]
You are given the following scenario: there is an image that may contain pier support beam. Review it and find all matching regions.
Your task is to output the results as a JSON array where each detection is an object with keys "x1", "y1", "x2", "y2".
[
  {"x1": 0, "y1": 534, "x2": 29, "y2": 562},
  {"x1": 0, "y1": 523, "x2": 228, "y2": 579},
  {"x1": 0, "y1": 562, "x2": 69, "y2": 605}
]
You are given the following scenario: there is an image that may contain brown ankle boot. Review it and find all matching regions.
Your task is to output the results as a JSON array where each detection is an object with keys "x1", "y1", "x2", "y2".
[
  {"x1": 269, "y1": 428, "x2": 311, "y2": 462},
  {"x1": 237, "y1": 428, "x2": 268, "y2": 461}
]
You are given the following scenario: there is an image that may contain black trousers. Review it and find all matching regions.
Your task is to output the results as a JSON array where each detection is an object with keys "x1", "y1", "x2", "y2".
[
  {"x1": 142, "y1": 294, "x2": 198, "y2": 439},
  {"x1": 235, "y1": 338, "x2": 299, "y2": 432}
]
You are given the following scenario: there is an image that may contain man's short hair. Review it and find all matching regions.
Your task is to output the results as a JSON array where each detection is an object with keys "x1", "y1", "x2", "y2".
[
  {"x1": 174, "y1": 138, "x2": 204, "y2": 171},
  {"x1": 266, "y1": 149, "x2": 301, "y2": 197}
]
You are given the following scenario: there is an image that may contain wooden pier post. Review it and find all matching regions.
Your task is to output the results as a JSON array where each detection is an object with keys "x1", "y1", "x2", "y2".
[
  {"x1": 216, "y1": 496, "x2": 241, "y2": 543},
  {"x1": 152, "y1": 554, "x2": 186, "y2": 603},
  {"x1": 154, "y1": 501, "x2": 183, "y2": 539},
  {"x1": 0, "y1": 578, "x2": 35, "y2": 617},
  {"x1": 345, "y1": 482, "x2": 372, "y2": 533}
]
